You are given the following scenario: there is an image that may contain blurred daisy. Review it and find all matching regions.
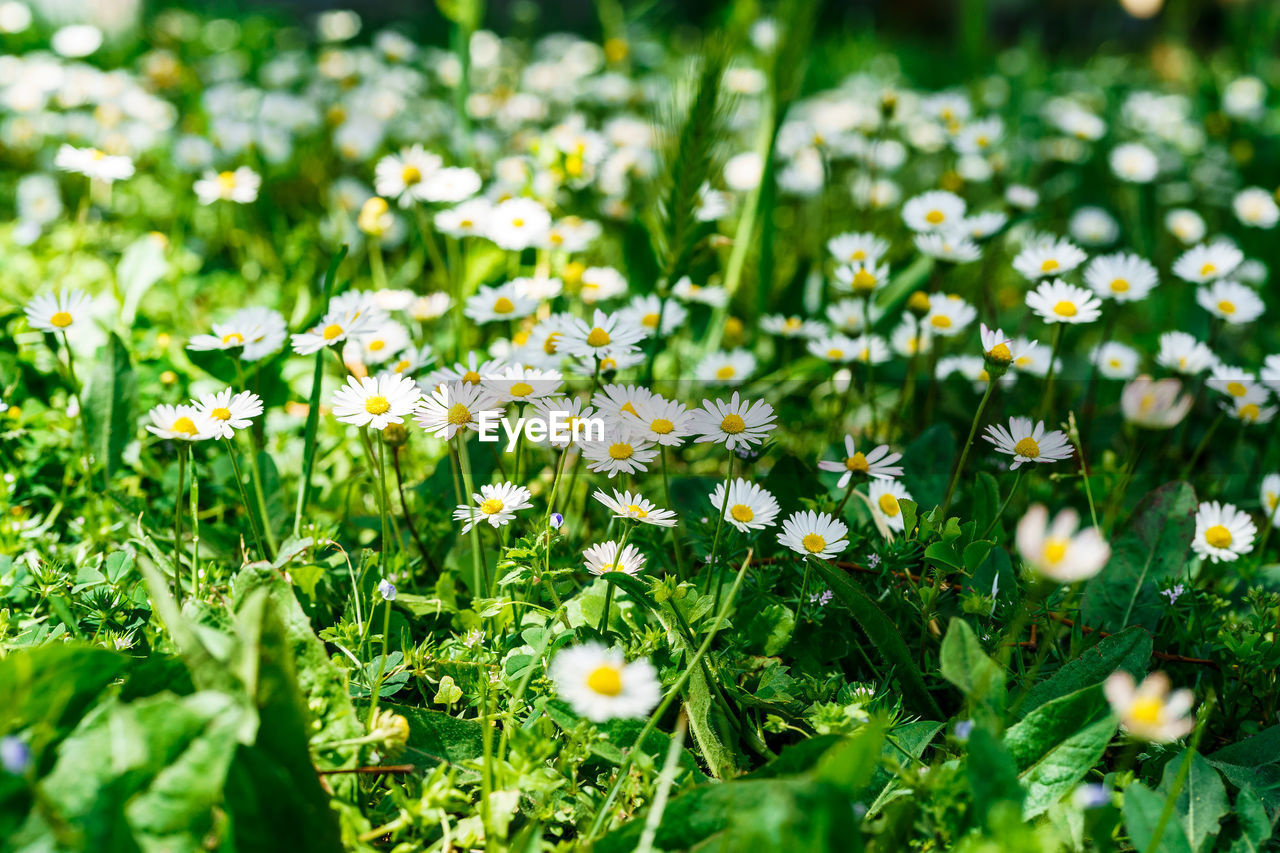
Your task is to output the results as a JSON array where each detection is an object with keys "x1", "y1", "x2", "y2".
[
  {"x1": 453, "y1": 482, "x2": 533, "y2": 531},
  {"x1": 482, "y1": 365, "x2": 563, "y2": 405},
  {"x1": 188, "y1": 307, "x2": 287, "y2": 361},
  {"x1": 1233, "y1": 187, "x2": 1279, "y2": 229},
  {"x1": 54, "y1": 144, "x2": 134, "y2": 183},
  {"x1": 435, "y1": 198, "x2": 492, "y2": 237},
  {"x1": 1091, "y1": 342, "x2": 1140, "y2": 379},
  {"x1": 291, "y1": 305, "x2": 380, "y2": 355},
  {"x1": 1221, "y1": 388, "x2": 1277, "y2": 424},
  {"x1": 672, "y1": 277, "x2": 729, "y2": 307},
  {"x1": 834, "y1": 260, "x2": 891, "y2": 295},
  {"x1": 1165, "y1": 209, "x2": 1206, "y2": 245},
  {"x1": 1026, "y1": 280, "x2": 1102, "y2": 324},
  {"x1": 464, "y1": 283, "x2": 539, "y2": 324},
  {"x1": 592, "y1": 489, "x2": 677, "y2": 527},
  {"x1": 902, "y1": 190, "x2": 966, "y2": 232},
  {"x1": 762, "y1": 314, "x2": 826, "y2": 339},
  {"x1": 621, "y1": 294, "x2": 687, "y2": 336},
  {"x1": 819, "y1": 435, "x2": 903, "y2": 486},
  {"x1": 915, "y1": 231, "x2": 982, "y2": 264},
  {"x1": 696, "y1": 350, "x2": 756, "y2": 386},
  {"x1": 961, "y1": 211, "x2": 1008, "y2": 240},
  {"x1": 869, "y1": 479, "x2": 913, "y2": 532},
  {"x1": 375, "y1": 144, "x2": 442, "y2": 206},
  {"x1": 25, "y1": 290, "x2": 91, "y2": 334},
  {"x1": 984, "y1": 417, "x2": 1073, "y2": 469},
  {"x1": 194, "y1": 167, "x2": 261, "y2": 205},
  {"x1": 1069, "y1": 207, "x2": 1119, "y2": 247},
  {"x1": 193, "y1": 389, "x2": 263, "y2": 439},
  {"x1": 331, "y1": 374, "x2": 422, "y2": 430},
  {"x1": 708, "y1": 479, "x2": 780, "y2": 532},
  {"x1": 1172, "y1": 242, "x2": 1242, "y2": 284},
  {"x1": 487, "y1": 198, "x2": 552, "y2": 250},
  {"x1": 550, "y1": 643, "x2": 660, "y2": 722},
  {"x1": 346, "y1": 320, "x2": 411, "y2": 365},
  {"x1": 688, "y1": 392, "x2": 776, "y2": 451},
  {"x1": 1109, "y1": 142, "x2": 1158, "y2": 183},
  {"x1": 808, "y1": 333, "x2": 859, "y2": 363},
  {"x1": 1016, "y1": 505, "x2": 1110, "y2": 582},
  {"x1": 1012, "y1": 238, "x2": 1087, "y2": 280},
  {"x1": 1084, "y1": 253, "x2": 1158, "y2": 303},
  {"x1": 827, "y1": 231, "x2": 890, "y2": 264},
  {"x1": 579, "y1": 266, "x2": 628, "y2": 304},
  {"x1": 1260, "y1": 473, "x2": 1280, "y2": 524},
  {"x1": 146, "y1": 404, "x2": 213, "y2": 441},
  {"x1": 1196, "y1": 280, "x2": 1264, "y2": 324},
  {"x1": 1156, "y1": 332, "x2": 1217, "y2": 376},
  {"x1": 1105, "y1": 672, "x2": 1194, "y2": 742},
  {"x1": 777, "y1": 510, "x2": 848, "y2": 559},
  {"x1": 1191, "y1": 501, "x2": 1256, "y2": 563},
  {"x1": 923, "y1": 294, "x2": 977, "y2": 336},
  {"x1": 559, "y1": 310, "x2": 645, "y2": 361},
  {"x1": 1121, "y1": 377, "x2": 1192, "y2": 430}
]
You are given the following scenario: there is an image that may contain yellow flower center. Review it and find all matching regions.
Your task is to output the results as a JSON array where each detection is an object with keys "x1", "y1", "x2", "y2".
[
  {"x1": 1040, "y1": 258, "x2": 1059, "y2": 272},
  {"x1": 730, "y1": 504, "x2": 754, "y2": 522},
  {"x1": 365, "y1": 395, "x2": 390, "y2": 415},
  {"x1": 1240, "y1": 403, "x2": 1261, "y2": 421},
  {"x1": 511, "y1": 217, "x2": 525, "y2": 228},
  {"x1": 394, "y1": 359, "x2": 411, "y2": 373},
  {"x1": 509, "y1": 381, "x2": 534, "y2": 398},
  {"x1": 493, "y1": 297, "x2": 516, "y2": 315},
  {"x1": 715, "y1": 365, "x2": 737, "y2": 380},
  {"x1": 1205, "y1": 524, "x2": 1232, "y2": 548},
  {"x1": 586, "y1": 664, "x2": 623, "y2": 696},
  {"x1": 925, "y1": 209, "x2": 945, "y2": 225},
  {"x1": 1014, "y1": 437, "x2": 1040, "y2": 458},
  {"x1": 845, "y1": 452, "x2": 868, "y2": 473},
  {"x1": 849, "y1": 249, "x2": 867, "y2": 261},
  {"x1": 218, "y1": 170, "x2": 237, "y2": 190},
  {"x1": 1043, "y1": 538, "x2": 1068, "y2": 564},
  {"x1": 802, "y1": 533, "x2": 827, "y2": 553},
  {"x1": 620, "y1": 401, "x2": 638, "y2": 416},
  {"x1": 50, "y1": 311, "x2": 73, "y2": 328},
  {"x1": 601, "y1": 357, "x2": 618, "y2": 370},
  {"x1": 626, "y1": 504, "x2": 648, "y2": 518},
  {"x1": 211, "y1": 407, "x2": 231, "y2": 421},
  {"x1": 827, "y1": 348, "x2": 845, "y2": 360},
  {"x1": 171, "y1": 416, "x2": 198, "y2": 436},
  {"x1": 480, "y1": 498, "x2": 504, "y2": 514},
  {"x1": 1053, "y1": 301, "x2": 1078, "y2": 317},
  {"x1": 641, "y1": 312, "x2": 660, "y2": 328},
  {"x1": 720, "y1": 413, "x2": 746, "y2": 434},
  {"x1": 1217, "y1": 300, "x2": 1236, "y2": 315},
  {"x1": 650, "y1": 418, "x2": 673, "y2": 434},
  {"x1": 369, "y1": 339, "x2": 386, "y2": 351},
  {"x1": 1226, "y1": 381, "x2": 1247, "y2": 397},
  {"x1": 1128, "y1": 696, "x2": 1164, "y2": 726},
  {"x1": 852, "y1": 269, "x2": 877, "y2": 291},
  {"x1": 586, "y1": 327, "x2": 611, "y2": 347},
  {"x1": 542, "y1": 331, "x2": 562, "y2": 354},
  {"x1": 1199, "y1": 262, "x2": 1216, "y2": 277},
  {"x1": 878, "y1": 493, "x2": 901, "y2": 517},
  {"x1": 446, "y1": 403, "x2": 471, "y2": 425},
  {"x1": 222, "y1": 332, "x2": 244, "y2": 345},
  {"x1": 608, "y1": 442, "x2": 633, "y2": 460},
  {"x1": 930, "y1": 315, "x2": 952, "y2": 329},
  {"x1": 401, "y1": 165, "x2": 421, "y2": 185},
  {"x1": 1110, "y1": 278, "x2": 1130, "y2": 293},
  {"x1": 462, "y1": 370, "x2": 481, "y2": 384},
  {"x1": 322, "y1": 323, "x2": 344, "y2": 340},
  {"x1": 783, "y1": 317, "x2": 802, "y2": 331},
  {"x1": 988, "y1": 342, "x2": 1012, "y2": 363}
]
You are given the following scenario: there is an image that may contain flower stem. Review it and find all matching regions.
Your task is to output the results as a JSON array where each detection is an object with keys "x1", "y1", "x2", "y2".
[
  {"x1": 189, "y1": 445, "x2": 200, "y2": 598},
  {"x1": 980, "y1": 467, "x2": 1025, "y2": 539},
  {"x1": 223, "y1": 438, "x2": 267, "y2": 560},
  {"x1": 1038, "y1": 323, "x2": 1066, "y2": 419},
  {"x1": 456, "y1": 433, "x2": 488, "y2": 598},
  {"x1": 941, "y1": 380, "x2": 996, "y2": 516},
  {"x1": 173, "y1": 447, "x2": 186, "y2": 601}
]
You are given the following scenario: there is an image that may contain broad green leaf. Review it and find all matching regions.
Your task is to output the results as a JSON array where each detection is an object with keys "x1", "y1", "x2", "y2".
[
  {"x1": 1205, "y1": 725, "x2": 1280, "y2": 810},
  {"x1": 1018, "y1": 626, "x2": 1152, "y2": 716},
  {"x1": 811, "y1": 559, "x2": 942, "y2": 719},
  {"x1": 1081, "y1": 481, "x2": 1196, "y2": 632},
  {"x1": 380, "y1": 702, "x2": 483, "y2": 769},
  {"x1": 1004, "y1": 685, "x2": 1110, "y2": 770},
  {"x1": 1158, "y1": 751, "x2": 1228, "y2": 853},
  {"x1": 939, "y1": 618, "x2": 1005, "y2": 712},
  {"x1": 1019, "y1": 714, "x2": 1116, "y2": 817},
  {"x1": 1226, "y1": 787, "x2": 1272, "y2": 852},
  {"x1": 1124, "y1": 780, "x2": 1194, "y2": 853},
  {"x1": 82, "y1": 332, "x2": 136, "y2": 483}
]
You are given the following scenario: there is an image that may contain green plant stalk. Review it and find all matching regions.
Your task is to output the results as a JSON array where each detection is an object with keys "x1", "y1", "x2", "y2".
[
  {"x1": 597, "y1": 522, "x2": 632, "y2": 634},
  {"x1": 173, "y1": 447, "x2": 186, "y2": 601},
  {"x1": 584, "y1": 549, "x2": 755, "y2": 843},
  {"x1": 704, "y1": 453, "x2": 736, "y2": 601},
  {"x1": 659, "y1": 447, "x2": 688, "y2": 577},
  {"x1": 189, "y1": 445, "x2": 199, "y2": 598},
  {"x1": 980, "y1": 467, "x2": 1025, "y2": 539},
  {"x1": 635, "y1": 710, "x2": 689, "y2": 853},
  {"x1": 1038, "y1": 323, "x2": 1066, "y2": 419},
  {"x1": 375, "y1": 430, "x2": 391, "y2": 577},
  {"x1": 479, "y1": 667, "x2": 496, "y2": 853},
  {"x1": 247, "y1": 443, "x2": 278, "y2": 557},
  {"x1": 942, "y1": 379, "x2": 996, "y2": 516},
  {"x1": 59, "y1": 331, "x2": 98, "y2": 491},
  {"x1": 224, "y1": 441, "x2": 267, "y2": 560},
  {"x1": 1146, "y1": 693, "x2": 1216, "y2": 851},
  {"x1": 456, "y1": 433, "x2": 488, "y2": 597},
  {"x1": 366, "y1": 598, "x2": 393, "y2": 729}
]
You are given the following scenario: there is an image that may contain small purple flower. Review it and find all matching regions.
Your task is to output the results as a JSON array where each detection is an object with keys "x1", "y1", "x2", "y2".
[
  {"x1": 953, "y1": 719, "x2": 974, "y2": 741},
  {"x1": 1160, "y1": 583, "x2": 1186, "y2": 604},
  {"x1": 377, "y1": 578, "x2": 397, "y2": 601},
  {"x1": 1, "y1": 736, "x2": 30, "y2": 775},
  {"x1": 809, "y1": 589, "x2": 834, "y2": 607},
  {"x1": 1073, "y1": 783, "x2": 1111, "y2": 809},
  {"x1": 549, "y1": 512, "x2": 564, "y2": 530},
  {"x1": 866, "y1": 553, "x2": 882, "y2": 569}
]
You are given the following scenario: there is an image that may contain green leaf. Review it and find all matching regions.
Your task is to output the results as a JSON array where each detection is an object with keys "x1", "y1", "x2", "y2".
[
  {"x1": 1005, "y1": 686, "x2": 1116, "y2": 818},
  {"x1": 901, "y1": 421, "x2": 955, "y2": 511},
  {"x1": 1205, "y1": 725, "x2": 1280, "y2": 810},
  {"x1": 967, "y1": 726, "x2": 1024, "y2": 819},
  {"x1": 810, "y1": 560, "x2": 942, "y2": 719},
  {"x1": 379, "y1": 702, "x2": 483, "y2": 769},
  {"x1": 939, "y1": 618, "x2": 1005, "y2": 712},
  {"x1": 1018, "y1": 626, "x2": 1153, "y2": 716},
  {"x1": 117, "y1": 233, "x2": 168, "y2": 326},
  {"x1": 1081, "y1": 481, "x2": 1197, "y2": 632},
  {"x1": 1004, "y1": 685, "x2": 1110, "y2": 769},
  {"x1": 1226, "y1": 787, "x2": 1272, "y2": 852},
  {"x1": 1124, "y1": 781, "x2": 1194, "y2": 853},
  {"x1": 82, "y1": 332, "x2": 136, "y2": 483},
  {"x1": 1158, "y1": 751, "x2": 1228, "y2": 853}
]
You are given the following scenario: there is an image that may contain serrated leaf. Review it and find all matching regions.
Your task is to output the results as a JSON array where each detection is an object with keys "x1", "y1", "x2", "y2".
[
  {"x1": 82, "y1": 332, "x2": 136, "y2": 482},
  {"x1": 1159, "y1": 751, "x2": 1228, "y2": 853}
]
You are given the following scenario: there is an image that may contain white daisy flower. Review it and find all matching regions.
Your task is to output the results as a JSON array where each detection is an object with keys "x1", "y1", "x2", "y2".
[
  {"x1": 1025, "y1": 279, "x2": 1102, "y2": 325},
  {"x1": 672, "y1": 277, "x2": 729, "y2": 307},
  {"x1": 1172, "y1": 242, "x2": 1242, "y2": 284},
  {"x1": 620, "y1": 294, "x2": 688, "y2": 337},
  {"x1": 592, "y1": 384, "x2": 655, "y2": 420},
  {"x1": 188, "y1": 307, "x2": 287, "y2": 361},
  {"x1": 1262, "y1": 354, "x2": 1280, "y2": 395},
  {"x1": 409, "y1": 293, "x2": 453, "y2": 322},
  {"x1": 1196, "y1": 280, "x2": 1265, "y2": 324},
  {"x1": 581, "y1": 428, "x2": 658, "y2": 478},
  {"x1": 290, "y1": 304, "x2": 382, "y2": 355},
  {"x1": 1191, "y1": 501, "x2": 1256, "y2": 563},
  {"x1": 374, "y1": 144, "x2": 443, "y2": 207},
  {"x1": 425, "y1": 352, "x2": 508, "y2": 389},
  {"x1": 386, "y1": 344, "x2": 436, "y2": 376},
  {"x1": 146, "y1": 404, "x2": 214, "y2": 442},
  {"x1": 1068, "y1": 207, "x2": 1120, "y2": 247},
  {"x1": 1233, "y1": 187, "x2": 1279, "y2": 229},
  {"x1": 453, "y1": 482, "x2": 534, "y2": 532},
  {"x1": 777, "y1": 510, "x2": 848, "y2": 559},
  {"x1": 807, "y1": 334, "x2": 859, "y2": 363},
  {"x1": 579, "y1": 266, "x2": 628, "y2": 304},
  {"x1": 902, "y1": 190, "x2": 966, "y2": 232},
  {"x1": 687, "y1": 392, "x2": 776, "y2": 451},
  {"x1": 464, "y1": 283, "x2": 539, "y2": 325},
  {"x1": 193, "y1": 167, "x2": 261, "y2": 205},
  {"x1": 1010, "y1": 338, "x2": 1053, "y2": 376},
  {"x1": 543, "y1": 217, "x2": 603, "y2": 253},
  {"x1": 482, "y1": 365, "x2": 563, "y2": 405},
  {"x1": 588, "y1": 349, "x2": 646, "y2": 375},
  {"x1": 826, "y1": 299, "x2": 884, "y2": 335},
  {"x1": 1005, "y1": 185, "x2": 1039, "y2": 210},
  {"x1": 827, "y1": 231, "x2": 890, "y2": 265},
  {"x1": 850, "y1": 334, "x2": 893, "y2": 365},
  {"x1": 345, "y1": 320, "x2": 411, "y2": 365},
  {"x1": 550, "y1": 643, "x2": 661, "y2": 722},
  {"x1": 915, "y1": 231, "x2": 982, "y2": 263},
  {"x1": 1084, "y1": 252, "x2": 1158, "y2": 302},
  {"x1": 193, "y1": 389, "x2": 263, "y2": 439},
  {"x1": 331, "y1": 373, "x2": 422, "y2": 431},
  {"x1": 818, "y1": 434, "x2": 903, "y2": 486},
  {"x1": 1207, "y1": 365, "x2": 1260, "y2": 400},
  {"x1": 583, "y1": 540, "x2": 648, "y2": 575},
  {"x1": 486, "y1": 197, "x2": 552, "y2": 250},
  {"x1": 960, "y1": 211, "x2": 1009, "y2": 240},
  {"x1": 1121, "y1": 377, "x2": 1192, "y2": 430},
  {"x1": 559, "y1": 309, "x2": 645, "y2": 361},
  {"x1": 869, "y1": 479, "x2": 913, "y2": 532},
  {"x1": 983, "y1": 417, "x2": 1073, "y2": 469},
  {"x1": 1015, "y1": 504, "x2": 1110, "y2": 582},
  {"x1": 1260, "y1": 473, "x2": 1280, "y2": 524},
  {"x1": 1108, "y1": 142, "x2": 1158, "y2": 183},
  {"x1": 762, "y1": 314, "x2": 826, "y2": 339},
  {"x1": 695, "y1": 349, "x2": 756, "y2": 386},
  {"x1": 1105, "y1": 672, "x2": 1195, "y2": 743},
  {"x1": 24, "y1": 290, "x2": 91, "y2": 334},
  {"x1": 420, "y1": 166, "x2": 482, "y2": 204},
  {"x1": 54, "y1": 144, "x2": 134, "y2": 183},
  {"x1": 834, "y1": 260, "x2": 891, "y2": 295},
  {"x1": 525, "y1": 396, "x2": 602, "y2": 448},
  {"x1": 592, "y1": 489, "x2": 677, "y2": 527},
  {"x1": 625, "y1": 395, "x2": 692, "y2": 446},
  {"x1": 1165, "y1": 209, "x2": 1206, "y2": 245},
  {"x1": 511, "y1": 276, "x2": 564, "y2": 302},
  {"x1": 1091, "y1": 342, "x2": 1140, "y2": 379},
  {"x1": 1221, "y1": 387, "x2": 1277, "y2": 425},
  {"x1": 891, "y1": 319, "x2": 932, "y2": 358},
  {"x1": 923, "y1": 293, "x2": 977, "y2": 336},
  {"x1": 1012, "y1": 237, "x2": 1087, "y2": 280},
  {"x1": 708, "y1": 479, "x2": 780, "y2": 532},
  {"x1": 1156, "y1": 331, "x2": 1217, "y2": 376},
  {"x1": 435, "y1": 198, "x2": 493, "y2": 237},
  {"x1": 414, "y1": 380, "x2": 504, "y2": 440}
]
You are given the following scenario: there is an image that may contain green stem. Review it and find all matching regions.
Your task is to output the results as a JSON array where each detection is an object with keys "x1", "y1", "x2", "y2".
[
  {"x1": 981, "y1": 467, "x2": 1025, "y2": 539},
  {"x1": 366, "y1": 598, "x2": 394, "y2": 728},
  {"x1": 1038, "y1": 323, "x2": 1066, "y2": 419},
  {"x1": 246, "y1": 442, "x2": 277, "y2": 557},
  {"x1": 456, "y1": 434, "x2": 488, "y2": 598},
  {"x1": 223, "y1": 438, "x2": 267, "y2": 559},
  {"x1": 173, "y1": 447, "x2": 186, "y2": 601},
  {"x1": 942, "y1": 380, "x2": 996, "y2": 516},
  {"x1": 189, "y1": 445, "x2": 199, "y2": 598}
]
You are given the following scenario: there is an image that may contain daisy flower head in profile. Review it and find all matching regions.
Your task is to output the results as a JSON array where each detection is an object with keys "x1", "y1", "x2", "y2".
[
  {"x1": 688, "y1": 392, "x2": 776, "y2": 451},
  {"x1": 1172, "y1": 242, "x2": 1242, "y2": 284},
  {"x1": 1012, "y1": 236, "x2": 1087, "y2": 280},
  {"x1": 902, "y1": 189, "x2": 966, "y2": 232},
  {"x1": 708, "y1": 479, "x2": 781, "y2": 533},
  {"x1": 1220, "y1": 387, "x2": 1277, "y2": 425},
  {"x1": 435, "y1": 197, "x2": 493, "y2": 238},
  {"x1": 592, "y1": 383, "x2": 655, "y2": 421},
  {"x1": 695, "y1": 349, "x2": 757, "y2": 386},
  {"x1": 1026, "y1": 279, "x2": 1102, "y2": 325},
  {"x1": 54, "y1": 144, "x2": 134, "y2": 183},
  {"x1": 620, "y1": 294, "x2": 688, "y2": 337},
  {"x1": 851, "y1": 334, "x2": 893, "y2": 366},
  {"x1": 290, "y1": 302, "x2": 382, "y2": 356},
  {"x1": 188, "y1": 307, "x2": 287, "y2": 361},
  {"x1": 581, "y1": 427, "x2": 659, "y2": 478},
  {"x1": 1196, "y1": 280, "x2": 1265, "y2": 325},
  {"x1": 193, "y1": 166, "x2": 261, "y2": 205},
  {"x1": 583, "y1": 541, "x2": 648, "y2": 575},
  {"x1": 330, "y1": 373, "x2": 422, "y2": 431},
  {"x1": 979, "y1": 323, "x2": 1026, "y2": 375},
  {"x1": 827, "y1": 231, "x2": 890, "y2": 265},
  {"x1": 426, "y1": 352, "x2": 507, "y2": 389},
  {"x1": 25, "y1": 290, "x2": 91, "y2": 335},
  {"x1": 414, "y1": 380, "x2": 503, "y2": 440},
  {"x1": 834, "y1": 259, "x2": 891, "y2": 296},
  {"x1": 1260, "y1": 473, "x2": 1280, "y2": 524},
  {"x1": 453, "y1": 482, "x2": 534, "y2": 532},
  {"x1": 1233, "y1": 186, "x2": 1280, "y2": 229},
  {"x1": 983, "y1": 417, "x2": 1073, "y2": 470},
  {"x1": 592, "y1": 489, "x2": 677, "y2": 527},
  {"x1": 464, "y1": 282, "x2": 539, "y2": 325},
  {"x1": 1156, "y1": 331, "x2": 1217, "y2": 376},
  {"x1": 1091, "y1": 342, "x2": 1140, "y2": 379},
  {"x1": 869, "y1": 479, "x2": 913, "y2": 533},
  {"x1": 1121, "y1": 377, "x2": 1192, "y2": 430},
  {"x1": 808, "y1": 333, "x2": 859, "y2": 364},
  {"x1": 549, "y1": 643, "x2": 661, "y2": 722},
  {"x1": 1068, "y1": 206, "x2": 1119, "y2": 247},
  {"x1": 778, "y1": 510, "x2": 848, "y2": 560},
  {"x1": 192, "y1": 389, "x2": 264, "y2": 440},
  {"x1": 1191, "y1": 501, "x2": 1256, "y2": 563},
  {"x1": 486, "y1": 197, "x2": 552, "y2": 250},
  {"x1": 1206, "y1": 365, "x2": 1260, "y2": 401},
  {"x1": 672, "y1": 277, "x2": 730, "y2": 308},
  {"x1": 578, "y1": 266, "x2": 628, "y2": 304},
  {"x1": 924, "y1": 293, "x2": 978, "y2": 337},
  {"x1": 961, "y1": 210, "x2": 1009, "y2": 241},
  {"x1": 1015, "y1": 504, "x2": 1110, "y2": 583},
  {"x1": 559, "y1": 309, "x2": 645, "y2": 362},
  {"x1": 482, "y1": 364, "x2": 563, "y2": 405},
  {"x1": 346, "y1": 320, "x2": 411, "y2": 365},
  {"x1": 761, "y1": 314, "x2": 826, "y2": 339},
  {"x1": 1108, "y1": 142, "x2": 1158, "y2": 183},
  {"x1": 914, "y1": 231, "x2": 982, "y2": 264},
  {"x1": 374, "y1": 144, "x2": 443, "y2": 207},
  {"x1": 420, "y1": 166, "x2": 482, "y2": 204},
  {"x1": 1105, "y1": 672, "x2": 1195, "y2": 743},
  {"x1": 1165, "y1": 208, "x2": 1206, "y2": 245},
  {"x1": 1083, "y1": 252, "x2": 1158, "y2": 303},
  {"x1": 146, "y1": 404, "x2": 214, "y2": 442},
  {"x1": 818, "y1": 434, "x2": 903, "y2": 487}
]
